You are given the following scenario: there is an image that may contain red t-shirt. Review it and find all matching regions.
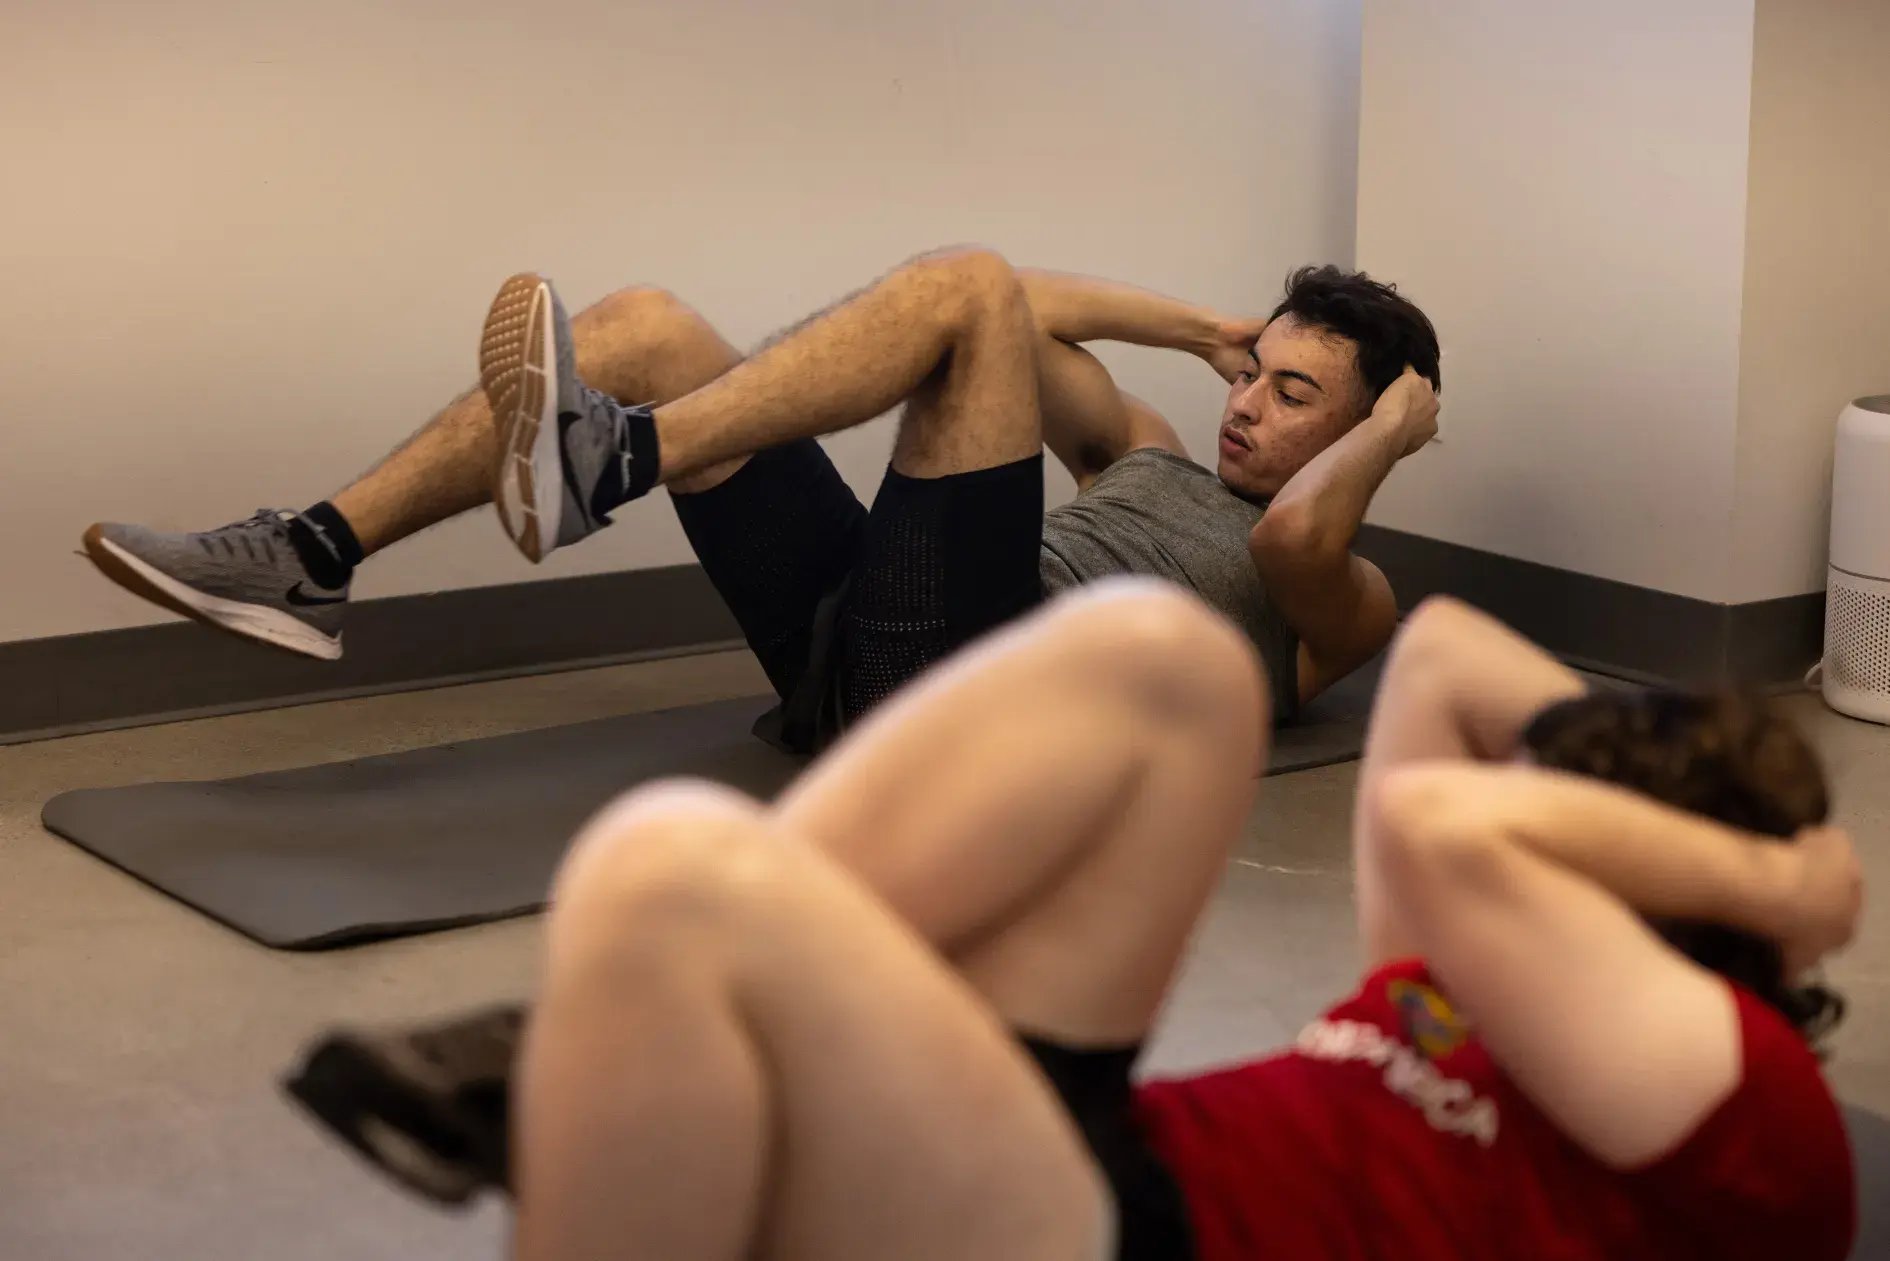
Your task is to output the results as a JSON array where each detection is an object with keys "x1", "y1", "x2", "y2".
[{"x1": 1133, "y1": 959, "x2": 1854, "y2": 1260}]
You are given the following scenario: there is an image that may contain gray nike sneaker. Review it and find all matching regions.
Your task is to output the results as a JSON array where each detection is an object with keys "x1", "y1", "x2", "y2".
[
  {"x1": 82, "y1": 511, "x2": 348, "y2": 660},
  {"x1": 480, "y1": 272, "x2": 635, "y2": 563}
]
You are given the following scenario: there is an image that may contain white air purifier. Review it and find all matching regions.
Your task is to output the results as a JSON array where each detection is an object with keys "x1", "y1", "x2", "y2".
[{"x1": 1823, "y1": 395, "x2": 1890, "y2": 724}]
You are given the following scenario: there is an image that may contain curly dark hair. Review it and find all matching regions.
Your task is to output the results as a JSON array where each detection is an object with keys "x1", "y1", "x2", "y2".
[
  {"x1": 1520, "y1": 690, "x2": 1844, "y2": 1043},
  {"x1": 1269, "y1": 265, "x2": 1441, "y2": 406}
]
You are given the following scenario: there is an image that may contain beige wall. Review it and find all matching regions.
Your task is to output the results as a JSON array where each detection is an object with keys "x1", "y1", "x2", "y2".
[
  {"x1": 0, "y1": 0, "x2": 1362, "y2": 644},
  {"x1": 1357, "y1": 0, "x2": 1757, "y2": 602},
  {"x1": 1731, "y1": 0, "x2": 1890, "y2": 603}
]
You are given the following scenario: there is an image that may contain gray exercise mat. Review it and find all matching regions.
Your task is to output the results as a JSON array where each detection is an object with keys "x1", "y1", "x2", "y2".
[
  {"x1": 1271, "y1": 653, "x2": 1381, "y2": 774},
  {"x1": 41, "y1": 667, "x2": 1377, "y2": 950}
]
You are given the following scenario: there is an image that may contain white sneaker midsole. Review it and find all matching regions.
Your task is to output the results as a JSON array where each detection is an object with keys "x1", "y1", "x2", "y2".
[
  {"x1": 97, "y1": 537, "x2": 344, "y2": 661},
  {"x1": 529, "y1": 285, "x2": 564, "y2": 558}
]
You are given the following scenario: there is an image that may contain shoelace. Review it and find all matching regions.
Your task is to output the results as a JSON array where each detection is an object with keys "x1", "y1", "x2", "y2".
[
  {"x1": 194, "y1": 510, "x2": 286, "y2": 564},
  {"x1": 573, "y1": 389, "x2": 631, "y2": 523},
  {"x1": 584, "y1": 388, "x2": 630, "y2": 446}
]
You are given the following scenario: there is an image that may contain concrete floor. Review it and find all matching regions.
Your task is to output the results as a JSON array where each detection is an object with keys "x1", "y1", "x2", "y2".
[{"x1": 2, "y1": 649, "x2": 1887, "y2": 1261}]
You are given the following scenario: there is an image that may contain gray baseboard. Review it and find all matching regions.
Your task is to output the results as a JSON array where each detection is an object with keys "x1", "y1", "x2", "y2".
[
  {"x1": 0, "y1": 565, "x2": 743, "y2": 745},
  {"x1": 4, "y1": 533, "x2": 1826, "y2": 746},
  {"x1": 1355, "y1": 524, "x2": 1824, "y2": 688}
]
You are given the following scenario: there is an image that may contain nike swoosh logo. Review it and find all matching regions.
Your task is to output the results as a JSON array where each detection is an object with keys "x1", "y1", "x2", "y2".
[{"x1": 285, "y1": 582, "x2": 348, "y2": 607}]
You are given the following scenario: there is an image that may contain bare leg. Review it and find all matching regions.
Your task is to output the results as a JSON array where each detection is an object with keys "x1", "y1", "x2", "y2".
[
  {"x1": 518, "y1": 582, "x2": 1264, "y2": 1259},
  {"x1": 734, "y1": 262, "x2": 1148, "y2": 487},
  {"x1": 651, "y1": 247, "x2": 1041, "y2": 484},
  {"x1": 1353, "y1": 596, "x2": 1585, "y2": 962},
  {"x1": 333, "y1": 287, "x2": 743, "y2": 555},
  {"x1": 517, "y1": 788, "x2": 1107, "y2": 1261},
  {"x1": 776, "y1": 579, "x2": 1268, "y2": 1041}
]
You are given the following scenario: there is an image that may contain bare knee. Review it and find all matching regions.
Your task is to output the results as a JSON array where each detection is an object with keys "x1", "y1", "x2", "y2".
[
  {"x1": 911, "y1": 245, "x2": 1020, "y2": 296},
  {"x1": 1051, "y1": 580, "x2": 1269, "y2": 732},
  {"x1": 549, "y1": 780, "x2": 780, "y2": 955},
  {"x1": 583, "y1": 284, "x2": 697, "y2": 335},
  {"x1": 899, "y1": 245, "x2": 1030, "y2": 337},
  {"x1": 574, "y1": 286, "x2": 739, "y2": 408},
  {"x1": 577, "y1": 284, "x2": 709, "y2": 362}
]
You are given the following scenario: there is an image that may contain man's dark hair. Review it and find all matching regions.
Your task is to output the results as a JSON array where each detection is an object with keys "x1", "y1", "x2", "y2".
[
  {"x1": 1521, "y1": 690, "x2": 1844, "y2": 1043},
  {"x1": 1269, "y1": 265, "x2": 1441, "y2": 406}
]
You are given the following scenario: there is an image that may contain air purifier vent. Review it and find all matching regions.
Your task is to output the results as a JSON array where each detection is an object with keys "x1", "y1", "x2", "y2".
[
  {"x1": 1827, "y1": 577, "x2": 1890, "y2": 695},
  {"x1": 1821, "y1": 397, "x2": 1890, "y2": 725}
]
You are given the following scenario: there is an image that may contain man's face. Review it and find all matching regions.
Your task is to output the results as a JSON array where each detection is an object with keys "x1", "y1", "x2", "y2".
[{"x1": 1215, "y1": 316, "x2": 1369, "y2": 501}]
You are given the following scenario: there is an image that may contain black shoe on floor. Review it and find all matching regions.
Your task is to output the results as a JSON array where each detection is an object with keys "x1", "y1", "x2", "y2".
[{"x1": 283, "y1": 1005, "x2": 524, "y2": 1205}]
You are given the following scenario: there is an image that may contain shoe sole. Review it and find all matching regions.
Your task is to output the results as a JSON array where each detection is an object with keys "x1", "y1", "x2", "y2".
[
  {"x1": 480, "y1": 273, "x2": 563, "y2": 564},
  {"x1": 81, "y1": 526, "x2": 343, "y2": 661}
]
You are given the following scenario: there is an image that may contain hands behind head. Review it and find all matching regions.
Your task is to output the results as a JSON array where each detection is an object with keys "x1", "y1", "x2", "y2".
[
  {"x1": 1376, "y1": 367, "x2": 1441, "y2": 457},
  {"x1": 1207, "y1": 315, "x2": 1270, "y2": 384},
  {"x1": 1778, "y1": 825, "x2": 1864, "y2": 978}
]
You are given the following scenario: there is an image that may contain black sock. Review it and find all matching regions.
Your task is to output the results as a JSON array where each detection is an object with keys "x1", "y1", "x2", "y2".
[
  {"x1": 588, "y1": 404, "x2": 663, "y2": 520},
  {"x1": 286, "y1": 501, "x2": 364, "y2": 588}
]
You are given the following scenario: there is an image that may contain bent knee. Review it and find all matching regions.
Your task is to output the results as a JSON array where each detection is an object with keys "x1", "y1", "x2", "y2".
[
  {"x1": 1054, "y1": 579, "x2": 1249, "y2": 665},
  {"x1": 584, "y1": 284, "x2": 695, "y2": 331},
  {"x1": 918, "y1": 244, "x2": 1019, "y2": 292},
  {"x1": 903, "y1": 245, "x2": 1028, "y2": 327},
  {"x1": 1051, "y1": 581, "x2": 1268, "y2": 726},
  {"x1": 550, "y1": 780, "x2": 779, "y2": 939}
]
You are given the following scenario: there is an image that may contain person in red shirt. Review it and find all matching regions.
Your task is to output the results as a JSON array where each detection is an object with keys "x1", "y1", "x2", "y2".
[
  {"x1": 1132, "y1": 597, "x2": 1860, "y2": 1260},
  {"x1": 290, "y1": 582, "x2": 1862, "y2": 1261}
]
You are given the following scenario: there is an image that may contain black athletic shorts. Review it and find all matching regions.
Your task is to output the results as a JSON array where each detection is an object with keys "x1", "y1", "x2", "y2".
[
  {"x1": 671, "y1": 438, "x2": 1046, "y2": 754},
  {"x1": 1021, "y1": 1037, "x2": 1196, "y2": 1261}
]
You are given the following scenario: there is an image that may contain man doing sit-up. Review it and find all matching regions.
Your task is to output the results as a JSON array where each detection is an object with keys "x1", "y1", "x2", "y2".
[{"x1": 85, "y1": 248, "x2": 1439, "y2": 749}]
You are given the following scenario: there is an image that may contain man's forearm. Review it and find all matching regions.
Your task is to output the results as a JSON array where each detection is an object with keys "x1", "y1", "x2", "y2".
[
  {"x1": 1261, "y1": 407, "x2": 1404, "y2": 556},
  {"x1": 1019, "y1": 269, "x2": 1221, "y2": 357}
]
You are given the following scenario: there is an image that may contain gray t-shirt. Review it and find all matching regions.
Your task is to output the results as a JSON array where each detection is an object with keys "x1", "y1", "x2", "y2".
[{"x1": 1039, "y1": 448, "x2": 1299, "y2": 718}]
